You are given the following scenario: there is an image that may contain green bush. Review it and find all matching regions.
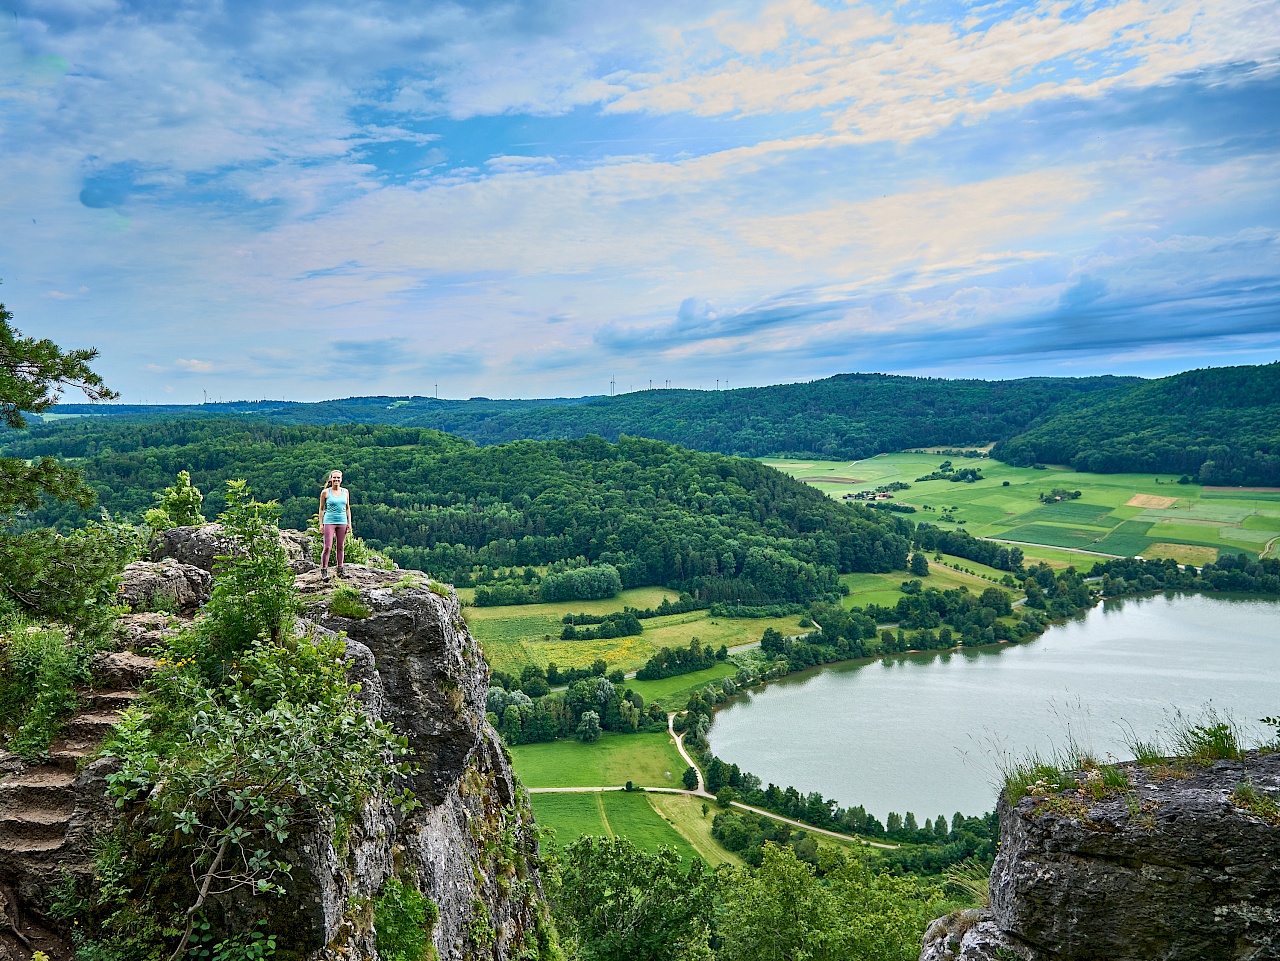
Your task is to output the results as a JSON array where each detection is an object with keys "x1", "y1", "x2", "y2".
[
  {"x1": 0, "y1": 621, "x2": 91, "y2": 759},
  {"x1": 375, "y1": 877, "x2": 439, "y2": 961},
  {"x1": 103, "y1": 628, "x2": 420, "y2": 957},
  {"x1": 0, "y1": 518, "x2": 141, "y2": 633},
  {"x1": 199, "y1": 480, "x2": 298, "y2": 671},
  {"x1": 144, "y1": 470, "x2": 207, "y2": 535}
]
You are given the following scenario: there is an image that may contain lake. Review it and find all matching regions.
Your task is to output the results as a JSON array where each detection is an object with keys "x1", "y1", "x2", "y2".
[{"x1": 707, "y1": 593, "x2": 1280, "y2": 820}]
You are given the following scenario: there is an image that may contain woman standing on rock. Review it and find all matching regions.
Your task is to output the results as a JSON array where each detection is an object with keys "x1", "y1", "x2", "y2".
[{"x1": 319, "y1": 469, "x2": 352, "y2": 578}]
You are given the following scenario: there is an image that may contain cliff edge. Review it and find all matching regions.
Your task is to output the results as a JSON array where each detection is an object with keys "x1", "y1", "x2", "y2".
[
  {"x1": 920, "y1": 752, "x2": 1280, "y2": 961},
  {"x1": 0, "y1": 526, "x2": 552, "y2": 961}
]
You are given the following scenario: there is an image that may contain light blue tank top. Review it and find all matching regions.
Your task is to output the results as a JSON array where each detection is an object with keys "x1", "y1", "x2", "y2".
[{"x1": 322, "y1": 489, "x2": 349, "y2": 525}]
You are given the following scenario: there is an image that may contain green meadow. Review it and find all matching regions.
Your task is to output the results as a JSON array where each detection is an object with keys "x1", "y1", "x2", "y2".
[
  {"x1": 466, "y1": 588, "x2": 806, "y2": 675},
  {"x1": 510, "y1": 732, "x2": 687, "y2": 789},
  {"x1": 764, "y1": 454, "x2": 1280, "y2": 566},
  {"x1": 528, "y1": 791, "x2": 700, "y2": 863}
]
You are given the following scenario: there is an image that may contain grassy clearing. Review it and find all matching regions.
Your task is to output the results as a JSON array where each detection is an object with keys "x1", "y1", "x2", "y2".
[
  {"x1": 627, "y1": 662, "x2": 739, "y2": 708},
  {"x1": 468, "y1": 589, "x2": 802, "y2": 675},
  {"x1": 510, "y1": 731, "x2": 686, "y2": 789},
  {"x1": 764, "y1": 454, "x2": 1280, "y2": 563},
  {"x1": 1144, "y1": 543, "x2": 1219, "y2": 566},
  {"x1": 839, "y1": 560, "x2": 1016, "y2": 616},
  {"x1": 839, "y1": 572, "x2": 909, "y2": 609},
  {"x1": 648, "y1": 792, "x2": 745, "y2": 866},
  {"x1": 529, "y1": 791, "x2": 700, "y2": 862}
]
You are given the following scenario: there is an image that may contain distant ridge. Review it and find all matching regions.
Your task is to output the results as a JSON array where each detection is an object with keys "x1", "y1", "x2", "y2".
[
  {"x1": 41, "y1": 364, "x2": 1279, "y2": 483},
  {"x1": 51, "y1": 371, "x2": 1136, "y2": 461},
  {"x1": 993, "y1": 363, "x2": 1280, "y2": 486}
]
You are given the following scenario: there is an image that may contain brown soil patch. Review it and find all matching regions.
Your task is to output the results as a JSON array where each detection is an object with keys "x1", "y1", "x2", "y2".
[
  {"x1": 1126, "y1": 494, "x2": 1177, "y2": 508},
  {"x1": 802, "y1": 476, "x2": 862, "y2": 484}
]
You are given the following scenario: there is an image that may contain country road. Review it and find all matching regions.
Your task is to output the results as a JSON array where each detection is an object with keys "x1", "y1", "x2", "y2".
[{"x1": 524, "y1": 714, "x2": 901, "y2": 850}]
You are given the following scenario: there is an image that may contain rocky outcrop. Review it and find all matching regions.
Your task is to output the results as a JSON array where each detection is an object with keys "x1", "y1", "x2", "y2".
[
  {"x1": 264, "y1": 566, "x2": 548, "y2": 961},
  {"x1": 117, "y1": 558, "x2": 211, "y2": 612},
  {"x1": 2, "y1": 532, "x2": 547, "y2": 961},
  {"x1": 151, "y1": 523, "x2": 317, "y2": 574},
  {"x1": 921, "y1": 753, "x2": 1280, "y2": 961}
]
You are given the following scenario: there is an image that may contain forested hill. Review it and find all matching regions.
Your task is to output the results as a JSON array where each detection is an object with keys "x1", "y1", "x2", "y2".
[
  {"x1": 51, "y1": 372, "x2": 1134, "y2": 460},
  {"x1": 992, "y1": 363, "x2": 1280, "y2": 485},
  {"x1": 9, "y1": 422, "x2": 913, "y2": 604}
]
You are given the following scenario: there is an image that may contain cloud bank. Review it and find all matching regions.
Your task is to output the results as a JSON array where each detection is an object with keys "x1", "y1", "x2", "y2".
[{"x1": 0, "y1": 0, "x2": 1278, "y2": 400}]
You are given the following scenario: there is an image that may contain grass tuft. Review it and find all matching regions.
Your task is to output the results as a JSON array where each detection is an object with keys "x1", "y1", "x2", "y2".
[
  {"x1": 943, "y1": 859, "x2": 991, "y2": 908},
  {"x1": 329, "y1": 585, "x2": 372, "y2": 619},
  {"x1": 1232, "y1": 782, "x2": 1280, "y2": 825},
  {"x1": 1169, "y1": 707, "x2": 1243, "y2": 766}
]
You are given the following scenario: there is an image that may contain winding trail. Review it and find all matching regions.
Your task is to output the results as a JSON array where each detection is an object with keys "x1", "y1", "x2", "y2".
[{"x1": 522, "y1": 714, "x2": 898, "y2": 851}]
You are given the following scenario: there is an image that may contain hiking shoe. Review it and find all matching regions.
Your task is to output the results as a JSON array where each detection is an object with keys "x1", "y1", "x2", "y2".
[
  {"x1": 337, "y1": 566, "x2": 345, "y2": 578},
  {"x1": 321, "y1": 567, "x2": 331, "y2": 580}
]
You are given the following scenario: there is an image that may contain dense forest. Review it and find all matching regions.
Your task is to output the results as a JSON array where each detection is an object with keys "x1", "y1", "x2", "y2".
[
  {"x1": 48, "y1": 371, "x2": 1134, "y2": 459},
  {"x1": 6, "y1": 420, "x2": 912, "y2": 603},
  {"x1": 993, "y1": 363, "x2": 1280, "y2": 485},
  {"x1": 45, "y1": 363, "x2": 1280, "y2": 482}
]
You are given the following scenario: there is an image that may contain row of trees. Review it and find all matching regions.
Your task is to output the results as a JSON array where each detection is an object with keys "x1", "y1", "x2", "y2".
[{"x1": 635, "y1": 638, "x2": 727, "y2": 680}]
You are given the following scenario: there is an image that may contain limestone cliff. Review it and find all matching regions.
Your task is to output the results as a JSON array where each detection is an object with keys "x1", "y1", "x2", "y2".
[
  {"x1": 0, "y1": 527, "x2": 550, "y2": 961},
  {"x1": 920, "y1": 752, "x2": 1280, "y2": 961}
]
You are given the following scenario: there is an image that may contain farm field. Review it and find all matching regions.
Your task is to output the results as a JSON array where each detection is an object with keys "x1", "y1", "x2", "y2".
[
  {"x1": 839, "y1": 556, "x2": 1020, "y2": 614},
  {"x1": 764, "y1": 454, "x2": 1280, "y2": 564},
  {"x1": 467, "y1": 588, "x2": 805, "y2": 675},
  {"x1": 527, "y1": 791, "x2": 699, "y2": 862},
  {"x1": 627, "y1": 661, "x2": 740, "y2": 708},
  {"x1": 509, "y1": 731, "x2": 687, "y2": 789},
  {"x1": 647, "y1": 792, "x2": 745, "y2": 866}
]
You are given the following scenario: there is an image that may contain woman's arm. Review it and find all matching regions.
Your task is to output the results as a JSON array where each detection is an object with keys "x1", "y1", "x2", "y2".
[
  {"x1": 346, "y1": 490, "x2": 353, "y2": 530},
  {"x1": 319, "y1": 489, "x2": 328, "y2": 522}
]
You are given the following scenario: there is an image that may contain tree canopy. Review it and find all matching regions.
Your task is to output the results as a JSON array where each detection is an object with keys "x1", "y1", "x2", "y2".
[
  {"x1": 993, "y1": 363, "x2": 1280, "y2": 485},
  {"x1": 0, "y1": 296, "x2": 115, "y2": 518},
  {"x1": 5, "y1": 421, "x2": 914, "y2": 602}
]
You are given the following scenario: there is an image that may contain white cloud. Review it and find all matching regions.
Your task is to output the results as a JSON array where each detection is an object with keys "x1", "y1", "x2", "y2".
[
  {"x1": 175, "y1": 358, "x2": 215, "y2": 373},
  {"x1": 607, "y1": 0, "x2": 1280, "y2": 143}
]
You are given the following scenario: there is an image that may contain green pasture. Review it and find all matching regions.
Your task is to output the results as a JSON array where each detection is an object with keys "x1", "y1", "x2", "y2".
[
  {"x1": 469, "y1": 589, "x2": 804, "y2": 675},
  {"x1": 529, "y1": 791, "x2": 700, "y2": 862},
  {"x1": 648, "y1": 792, "x2": 745, "y2": 866},
  {"x1": 510, "y1": 731, "x2": 686, "y2": 789},
  {"x1": 627, "y1": 661, "x2": 740, "y2": 708},
  {"x1": 765, "y1": 455, "x2": 1280, "y2": 564},
  {"x1": 839, "y1": 559, "x2": 1017, "y2": 614},
  {"x1": 1011, "y1": 544, "x2": 1104, "y2": 572}
]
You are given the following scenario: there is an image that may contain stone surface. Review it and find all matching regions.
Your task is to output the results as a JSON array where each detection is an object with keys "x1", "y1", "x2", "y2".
[
  {"x1": 921, "y1": 753, "x2": 1280, "y2": 961},
  {"x1": 117, "y1": 559, "x2": 211, "y2": 612},
  {"x1": 281, "y1": 566, "x2": 547, "y2": 961},
  {"x1": 920, "y1": 911, "x2": 1033, "y2": 961},
  {"x1": 151, "y1": 523, "x2": 317, "y2": 575}
]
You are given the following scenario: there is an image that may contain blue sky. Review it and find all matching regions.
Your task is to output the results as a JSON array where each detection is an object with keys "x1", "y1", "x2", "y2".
[{"x1": 2, "y1": 0, "x2": 1278, "y2": 402}]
